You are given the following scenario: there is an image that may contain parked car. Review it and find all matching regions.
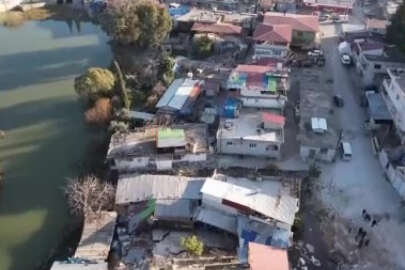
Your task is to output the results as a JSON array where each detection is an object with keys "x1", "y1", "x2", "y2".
[
  {"x1": 341, "y1": 53, "x2": 352, "y2": 65},
  {"x1": 333, "y1": 95, "x2": 344, "y2": 107},
  {"x1": 340, "y1": 141, "x2": 352, "y2": 161}
]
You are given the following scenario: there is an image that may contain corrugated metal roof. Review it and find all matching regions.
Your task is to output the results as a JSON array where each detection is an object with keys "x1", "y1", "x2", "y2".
[
  {"x1": 195, "y1": 207, "x2": 237, "y2": 234},
  {"x1": 156, "y1": 78, "x2": 183, "y2": 108},
  {"x1": 127, "y1": 111, "x2": 155, "y2": 121},
  {"x1": 74, "y1": 212, "x2": 117, "y2": 262},
  {"x1": 50, "y1": 262, "x2": 108, "y2": 270},
  {"x1": 155, "y1": 199, "x2": 196, "y2": 220},
  {"x1": 116, "y1": 174, "x2": 205, "y2": 205},
  {"x1": 249, "y1": 243, "x2": 290, "y2": 270},
  {"x1": 201, "y1": 179, "x2": 298, "y2": 225},
  {"x1": 156, "y1": 78, "x2": 202, "y2": 111}
]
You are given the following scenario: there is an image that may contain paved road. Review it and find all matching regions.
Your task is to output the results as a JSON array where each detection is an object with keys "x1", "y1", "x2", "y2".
[{"x1": 318, "y1": 26, "x2": 405, "y2": 269}]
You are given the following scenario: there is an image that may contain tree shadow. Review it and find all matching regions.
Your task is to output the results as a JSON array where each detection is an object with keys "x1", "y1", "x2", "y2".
[
  {"x1": 0, "y1": 96, "x2": 99, "y2": 270},
  {"x1": 0, "y1": 43, "x2": 111, "y2": 91}
]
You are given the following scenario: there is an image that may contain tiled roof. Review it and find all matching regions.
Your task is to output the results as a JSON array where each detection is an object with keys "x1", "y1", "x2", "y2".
[
  {"x1": 191, "y1": 22, "x2": 242, "y2": 35},
  {"x1": 249, "y1": 242, "x2": 290, "y2": 270},
  {"x1": 263, "y1": 12, "x2": 319, "y2": 33},
  {"x1": 253, "y1": 23, "x2": 292, "y2": 43},
  {"x1": 262, "y1": 112, "x2": 286, "y2": 126}
]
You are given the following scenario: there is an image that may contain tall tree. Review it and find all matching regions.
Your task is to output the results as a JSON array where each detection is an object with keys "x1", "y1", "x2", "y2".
[
  {"x1": 386, "y1": 3, "x2": 405, "y2": 52},
  {"x1": 100, "y1": 0, "x2": 172, "y2": 47}
]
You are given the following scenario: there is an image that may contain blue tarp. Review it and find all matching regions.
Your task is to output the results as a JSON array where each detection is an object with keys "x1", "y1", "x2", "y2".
[{"x1": 169, "y1": 5, "x2": 190, "y2": 18}]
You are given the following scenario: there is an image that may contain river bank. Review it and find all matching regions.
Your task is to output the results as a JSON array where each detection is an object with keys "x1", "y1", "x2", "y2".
[
  {"x1": 0, "y1": 18, "x2": 111, "y2": 270},
  {"x1": 0, "y1": 5, "x2": 89, "y2": 28}
]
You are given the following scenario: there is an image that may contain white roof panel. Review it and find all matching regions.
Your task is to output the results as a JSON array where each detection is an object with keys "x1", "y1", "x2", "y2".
[
  {"x1": 156, "y1": 78, "x2": 201, "y2": 110},
  {"x1": 201, "y1": 178, "x2": 299, "y2": 225}
]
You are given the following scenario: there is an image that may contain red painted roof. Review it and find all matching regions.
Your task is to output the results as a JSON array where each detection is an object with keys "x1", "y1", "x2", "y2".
[
  {"x1": 253, "y1": 23, "x2": 292, "y2": 43},
  {"x1": 262, "y1": 112, "x2": 285, "y2": 126},
  {"x1": 235, "y1": 64, "x2": 277, "y2": 74},
  {"x1": 249, "y1": 242, "x2": 290, "y2": 270},
  {"x1": 192, "y1": 23, "x2": 242, "y2": 35},
  {"x1": 264, "y1": 12, "x2": 319, "y2": 33}
]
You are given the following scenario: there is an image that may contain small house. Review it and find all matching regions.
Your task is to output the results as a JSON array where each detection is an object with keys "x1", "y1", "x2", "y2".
[
  {"x1": 106, "y1": 124, "x2": 209, "y2": 173},
  {"x1": 216, "y1": 110, "x2": 285, "y2": 159},
  {"x1": 261, "y1": 12, "x2": 319, "y2": 49},
  {"x1": 226, "y1": 64, "x2": 289, "y2": 109}
]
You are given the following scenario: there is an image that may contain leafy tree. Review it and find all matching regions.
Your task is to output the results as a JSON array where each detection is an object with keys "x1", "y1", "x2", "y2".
[
  {"x1": 100, "y1": 0, "x2": 172, "y2": 47},
  {"x1": 194, "y1": 35, "x2": 213, "y2": 58},
  {"x1": 74, "y1": 68, "x2": 115, "y2": 102},
  {"x1": 158, "y1": 55, "x2": 175, "y2": 86},
  {"x1": 180, "y1": 235, "x2": 204, "y2": 256},
  {"x1": 386, "y1": 3, "x2": 405, "y2": 52}
]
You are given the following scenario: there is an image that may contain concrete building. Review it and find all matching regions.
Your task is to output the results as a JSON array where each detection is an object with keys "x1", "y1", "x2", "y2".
[
  {"x1": 366, "y1": 19, "x2": 389, "y2": 35},
  {"x1": 253, "y1": 23, "x2": 292, "y2": 59},
  {"x1": 297, "y1": 70, "x2": 340, "y2": 162},
  {"x1": 379, "y1": 147, "x2": 405, "y2": 200},
  {"x1": 356, "y1": 47, "x2": 405, "y2": 86},
  {"x1": 381, "y1": 69, "x2": 405, "y2": 143},
  {"x1": 261, "y1": 12, "x2": 319, "y2": 49},
  {"x1": 106, "y1": 124, "x2": 210, "y2": 173},
  {"x1": 303, "y1": 0, "x2": 354, "y2": 14},
  {"x1": 216, "y1": 110, "x2": 285, "y2": 159},
  {"x1": 226, "y1": 64, "x2": 289, "y2": 109}
]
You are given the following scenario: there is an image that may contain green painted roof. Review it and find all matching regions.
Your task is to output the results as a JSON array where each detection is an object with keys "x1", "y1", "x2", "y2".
[{"x1": 157, "y1": 128, "x2": 186, "y2": 148}]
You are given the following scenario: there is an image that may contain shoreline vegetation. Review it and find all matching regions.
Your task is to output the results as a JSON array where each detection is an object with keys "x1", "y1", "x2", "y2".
[
  {"x1": 1, "y1": 1, "x2": 174, "y2": 269},
  {"x1": 0, "y1": 5, "x2": 89, "y2": 28}
]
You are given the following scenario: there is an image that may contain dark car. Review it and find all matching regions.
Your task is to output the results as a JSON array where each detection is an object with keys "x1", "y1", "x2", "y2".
[{"x1": 333, "y1": 95, "x2": 344, "y2": 107}]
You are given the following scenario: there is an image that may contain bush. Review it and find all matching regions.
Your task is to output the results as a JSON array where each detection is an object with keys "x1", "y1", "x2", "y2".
[
  {"x1": 109, "y1": 120, "x2": 129, "y2": 134},
  {"x1": 180, "y1": 235, "x2": 204, "y2": 256},
  {"x1": 74, "y1": 68, "x2": 116, "y2": 102},
  {"x1": 194, "y1": 35, "x2": 213, "y2": 58},
  {"x1": 158, "y1": 55, "x2": 175, "y2": 86},
  {"x1": 84, "y1": 98, "x2": 113, "y2": 125}
]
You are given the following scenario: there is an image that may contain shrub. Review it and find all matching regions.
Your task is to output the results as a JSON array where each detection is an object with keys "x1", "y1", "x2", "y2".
[
  {"x1": 180, "y1": 235, "x2": 204, "y2": 256},
  {"x1": 74, "y1": 68, "x2": 116, "y2": 102}
]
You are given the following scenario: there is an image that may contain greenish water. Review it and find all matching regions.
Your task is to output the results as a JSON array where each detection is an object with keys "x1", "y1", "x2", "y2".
[{"x1": 0, "y1": 20, "x2": 111, "y2": 270}]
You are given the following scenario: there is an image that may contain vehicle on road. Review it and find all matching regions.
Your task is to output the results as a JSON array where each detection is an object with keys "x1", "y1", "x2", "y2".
[
  {"x1": 340, "y1": 141, "x2": 352, "y2": 161},
  {"x1": 341, "y1": 53, "x2": 352, "y2": 65},
  {"x1": 333, "y1": 95, "x2": 344, "y2": 107}
]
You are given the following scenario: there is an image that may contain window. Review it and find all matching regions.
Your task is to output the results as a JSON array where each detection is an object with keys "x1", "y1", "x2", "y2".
[
  {"x1": 320, "y1": 148, "x2": 328, "y2": 154},
  {"x1": 227, "y1": 141, "x2": 233, "y2": 145},
  {"x1": 249, "y1": 143, "x2": 257, "y2": 148},
  {"x1": 374, "y1": 64, "x2": 381, "y2": 70}
]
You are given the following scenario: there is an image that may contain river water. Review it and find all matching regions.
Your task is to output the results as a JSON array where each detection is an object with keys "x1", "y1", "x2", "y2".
[{"x1": 0, "y1": 20, "x2": 111, "y2": 270}]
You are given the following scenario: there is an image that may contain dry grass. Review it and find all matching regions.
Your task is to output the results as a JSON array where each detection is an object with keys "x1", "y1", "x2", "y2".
[{"x1": 0, "y1": 5, "x2": 88, "y2": 28}]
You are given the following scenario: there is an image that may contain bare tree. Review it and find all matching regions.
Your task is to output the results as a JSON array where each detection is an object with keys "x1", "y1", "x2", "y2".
[{"x1": 64, "y1": 175, "x2": 115, "y2": 221}]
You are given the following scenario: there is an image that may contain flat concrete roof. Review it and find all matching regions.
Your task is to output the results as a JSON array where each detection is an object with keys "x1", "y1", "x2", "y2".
[{"x1": 218, "y1": 109, "x2": 284, "y2": 143}]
